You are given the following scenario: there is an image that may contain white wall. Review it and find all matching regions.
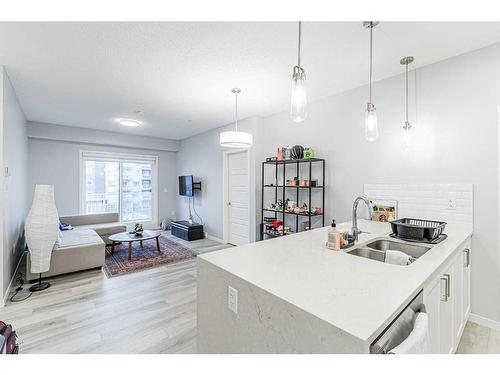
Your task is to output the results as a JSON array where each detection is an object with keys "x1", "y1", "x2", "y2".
[
  {"x1": 261, "y1": 44, "x2": 500, "y2": 322},
  {"x1": 28, "y1": 121, "x2": 180, "y2": 152},
  {"x1": 28, "y1": 133, "x2": 178, "y2": 225},
  {"x1": 1, "y1": 67, "x2": 28, "y2": 302},
  {"x1": 176, "y1": 117, "x2": 263, "y2": 240},
  {"x1": 177, "y1": 43, "x2": 500, "y2": 323}
]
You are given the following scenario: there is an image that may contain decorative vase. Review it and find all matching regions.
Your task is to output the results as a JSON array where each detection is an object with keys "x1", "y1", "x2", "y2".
[
  {"x1": 290, "y1": 145, "x2": 304, "y2": 159},
  {"x1": 134, "y1": 223, "x2": 144, "y2": 235},
  {"x1": 25, "y1": 185, "x2": 59, "y2": 274}
]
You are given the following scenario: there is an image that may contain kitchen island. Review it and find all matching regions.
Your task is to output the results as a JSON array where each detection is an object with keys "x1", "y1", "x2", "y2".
[{"x1": 197, "y1": 219, "x2": 472, "y2": 353}]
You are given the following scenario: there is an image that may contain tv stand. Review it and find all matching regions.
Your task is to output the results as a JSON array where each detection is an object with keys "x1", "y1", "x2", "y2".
[{"x1": 171, "y1": 220, "x2": 204, "y2": 241}]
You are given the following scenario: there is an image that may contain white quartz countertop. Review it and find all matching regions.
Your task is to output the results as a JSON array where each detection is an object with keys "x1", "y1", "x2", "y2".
[{"x1": 199, "y1": 220, "x2": 473, "y2": 343}]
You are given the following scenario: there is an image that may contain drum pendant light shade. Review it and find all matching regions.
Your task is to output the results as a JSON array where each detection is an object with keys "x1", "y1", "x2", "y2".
[
  {"x1": 220, "y1": 88, "x2": 253, "y2": 148},
  {"x1": 219, "y1": 131, "x2": 253, "y2": 148}
]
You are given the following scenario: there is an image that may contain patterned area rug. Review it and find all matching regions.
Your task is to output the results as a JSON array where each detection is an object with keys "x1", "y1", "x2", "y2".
[{"x1": 103, "y1": 234, "x2": 198, "y2": 278}]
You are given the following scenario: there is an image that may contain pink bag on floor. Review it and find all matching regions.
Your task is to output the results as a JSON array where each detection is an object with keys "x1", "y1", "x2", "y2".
[{"x1": 0, "y1": 321, "x2": 19, "y2": 354}]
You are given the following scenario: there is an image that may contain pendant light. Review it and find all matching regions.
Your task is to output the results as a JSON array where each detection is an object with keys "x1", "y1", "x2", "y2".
[
  {"x1": 363, "y1": 21, "x2": 379, "y2": 142},
  {"x1": 400, "y1": 56, "x2": 414, "y2": 151},
  {"x1": 290, "y1": 21, "x2": 307, "y2": 123},
  {"x1": 219, "y1": 88, "x2": 253, "y2": 148}
]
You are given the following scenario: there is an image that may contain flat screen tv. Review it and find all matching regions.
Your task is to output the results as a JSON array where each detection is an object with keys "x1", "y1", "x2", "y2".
[{"x1": 179, "y1": 175, "x2": 194, "y2": 197}]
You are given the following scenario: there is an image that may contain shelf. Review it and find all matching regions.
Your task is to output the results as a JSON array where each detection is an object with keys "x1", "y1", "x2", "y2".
[
  {"x1": 261, "y1": 231, "x2": 291, "y2": 238},
  {"x1": 263, "y1": 208, "x2": 324, "y2": 217},
  {"x1": 263, "y1": 157, "x2": 324, "y2": 165},
  {"x1": 261, "y1": 156, "x2": 325, "y2": 241},
  {"x1": 263, "y1": 185, "x2": 324, "y2": 188}
]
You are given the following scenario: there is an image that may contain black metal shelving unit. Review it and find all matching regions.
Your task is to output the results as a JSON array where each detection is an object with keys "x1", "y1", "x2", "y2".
[{"x1": 260, "y1": 158, "x2": 325, "y2": 240}]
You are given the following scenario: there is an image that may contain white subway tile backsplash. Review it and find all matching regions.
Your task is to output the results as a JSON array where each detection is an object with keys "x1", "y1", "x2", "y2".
[{"x1": 363, "y1": 183, "x2": 473, "y2": 225}]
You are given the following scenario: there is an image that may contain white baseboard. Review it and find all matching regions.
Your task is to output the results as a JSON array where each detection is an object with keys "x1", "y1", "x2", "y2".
[
  {"x1": 207, "y1": 234, "x2": 226, "y2": 244},
  {"x1": 2, "y1": 251, "x2": 25, "y2": 307},
  {"x1": 469, "y1": 313, "x2": 500, "y2": 331}
]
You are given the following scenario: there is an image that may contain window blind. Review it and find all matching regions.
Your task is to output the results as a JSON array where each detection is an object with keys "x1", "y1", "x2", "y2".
[{"x1": 80, "y1": 150, "x2": 157, "y2": 164}]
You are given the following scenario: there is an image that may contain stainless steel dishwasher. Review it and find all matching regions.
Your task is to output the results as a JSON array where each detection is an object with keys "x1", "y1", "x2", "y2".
[{"x1": 370, "y1": 290, "x2": 425, "y2": 354}]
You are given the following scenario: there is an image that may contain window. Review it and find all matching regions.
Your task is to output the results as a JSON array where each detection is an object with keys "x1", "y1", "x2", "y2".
[{"x1": 80, "y1": 151, "x2": 158, "y2": 224}]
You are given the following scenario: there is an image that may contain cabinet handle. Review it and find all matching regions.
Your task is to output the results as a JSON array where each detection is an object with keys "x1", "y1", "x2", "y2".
[
  {"x1": 440, "y1": 276, "x2": 448, "y2": 302},
  {"x1": 444, "y1": 273, "x2": 451, "y2": 298},
  {"x1": 463, "y1": 248, "x2": 471, "y2": 267}
]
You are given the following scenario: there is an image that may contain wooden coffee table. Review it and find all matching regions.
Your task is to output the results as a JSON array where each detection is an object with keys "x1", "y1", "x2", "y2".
[{"x1": 108, "y1": 231, "x2": 161, "y2": 261}]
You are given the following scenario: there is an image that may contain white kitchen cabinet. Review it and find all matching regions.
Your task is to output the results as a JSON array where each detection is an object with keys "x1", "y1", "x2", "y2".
[
  {"x1": 423, "y1": 238, "x2": 471, "y2": 354},
  {"x1": 423, "y1": 275, "x2": 441, "y2": 353},
  {"x1": 439, "y1": 262, "x2": 454, "y2": 354},
  {"x1": 462, "y1": 244, "x2": 471, "y2": 326},
  {"x1": 453, "y1": 250, "x2": 464, "y2": 347}
]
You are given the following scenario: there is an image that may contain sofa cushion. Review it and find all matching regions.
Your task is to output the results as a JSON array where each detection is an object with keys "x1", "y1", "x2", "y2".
[
  {"x1": 58, "y1": 228, "x2": 104, "y2": 249},
  {"x1": 60, "y1": 213, "x2": 120, "y2": 226},
  {"x1": 73, "y1": 222, "x2": 127, "y2": 236}
]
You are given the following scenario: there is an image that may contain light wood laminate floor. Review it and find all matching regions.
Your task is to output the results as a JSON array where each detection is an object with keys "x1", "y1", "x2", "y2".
[
  {"x1": 457, "y1": 321, "x2": 500, "y2": 354},
  {"x1": 0, "y1": 235, "x2": 231, "y2": 354},
  {"x1": 1, "y1": 235, "x2": 498, "y2": 354}
]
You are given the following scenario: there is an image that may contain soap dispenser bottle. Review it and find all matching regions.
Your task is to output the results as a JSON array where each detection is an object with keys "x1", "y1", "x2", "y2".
[{"x1": 327, "y1": 219, "x2": 341, "y2": 250}]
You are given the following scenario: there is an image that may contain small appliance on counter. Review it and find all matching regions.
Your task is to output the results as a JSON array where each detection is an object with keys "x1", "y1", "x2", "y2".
[{"x1": 389, "y1": 218, "x2": 447, "y2": 244}]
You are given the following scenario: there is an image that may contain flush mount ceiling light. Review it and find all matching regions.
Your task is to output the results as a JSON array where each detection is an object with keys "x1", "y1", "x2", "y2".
[
  {"x1": 290, "y1": 21, "x2": 307, "y2": 123},
  {"x1": 400, "y1": 56, "x2": 415, "y2": 151},
  {"x1": 119, "y1": 119, "x2": 141, "y2": 127},
  {"x1": 363, "y1": 21, "x2": 379, "y2": 142},
  {"x1": 219, "y1": 88, "x2": 253, "y2": 148}
]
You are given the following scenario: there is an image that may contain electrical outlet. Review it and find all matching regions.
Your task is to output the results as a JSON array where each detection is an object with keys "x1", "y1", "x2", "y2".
[
  {"x1": 447, "y1": 198, "x2": 457, "y2": 210},
  {"x1": 228, "y1": 286, "x2": 238, "y2": 314}
]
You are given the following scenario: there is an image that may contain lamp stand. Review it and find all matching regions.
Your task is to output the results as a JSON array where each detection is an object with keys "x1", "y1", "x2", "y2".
[{"x1": 29, "y1": 273, "x2": 51, "y2": 292}]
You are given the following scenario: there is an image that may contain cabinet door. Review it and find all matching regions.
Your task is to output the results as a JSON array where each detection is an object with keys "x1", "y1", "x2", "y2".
[
  {"x1": 462, "y1": 246, "x2": 471, "y2": 323},
  {"x1": 439, "y1": 263, "x2": 454, "y2": 354},
  {"x1": 424, "y1": 276, "x2": 441, "y2": 353},
  {"x1": 453, "y1": 251, "x2": 464, "y2": 349}
]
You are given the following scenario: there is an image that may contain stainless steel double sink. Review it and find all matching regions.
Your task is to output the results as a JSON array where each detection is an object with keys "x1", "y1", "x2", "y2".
[{"x1": 346, "y1": 239, "x2": 432, "y2": 265}]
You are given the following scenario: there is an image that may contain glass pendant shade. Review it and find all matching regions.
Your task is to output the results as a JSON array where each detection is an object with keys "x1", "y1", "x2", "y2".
[
  {"x1": 219, "y1": 131, "x2": 253, "y2": 148},
  {"x1": 365, "y1": 103, "x2": 379, "y2": 142},
  {"x1": 290, "y1": 22, "x2": 307, "y2": 123},
  {"x1": 363, "y1": 21, "x2": 379, "y2": 142},
  {"x1": 291, "y1": 67, "x2": 307, "y2": 122}
]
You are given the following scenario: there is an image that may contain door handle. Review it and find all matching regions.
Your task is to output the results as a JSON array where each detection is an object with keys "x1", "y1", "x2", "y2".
[
  {"x1": 463, "y1": 248, "x2": 470, "y2": 267},
  {"x1": 228, "y1": 202, "x2": 231, "y2": 206}
]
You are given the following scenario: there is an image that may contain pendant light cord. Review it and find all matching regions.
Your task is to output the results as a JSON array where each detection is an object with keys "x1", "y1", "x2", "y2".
[
  {"x1": 234, "y1": 90, "x2": 238, "y2": 132},
  {"x1": 297, "y1": 21, "x2": 302, "y2": 68},
  {"x1": 405, "y1": 62, "x2": 409, "y2": 123},
  {"x1": 369, "y1": 22, "x2": 373, "y2": 103}
]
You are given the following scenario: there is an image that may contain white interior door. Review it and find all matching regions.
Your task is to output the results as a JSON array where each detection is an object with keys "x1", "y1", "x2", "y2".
[{"x1": 227, "y1": 151, "x2": 250, "y2": 246}]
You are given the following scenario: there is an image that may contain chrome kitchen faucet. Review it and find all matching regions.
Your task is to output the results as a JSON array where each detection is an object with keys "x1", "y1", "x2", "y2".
[{"x1": 350, "y1": 196, "x2": 373, "y2": 242}]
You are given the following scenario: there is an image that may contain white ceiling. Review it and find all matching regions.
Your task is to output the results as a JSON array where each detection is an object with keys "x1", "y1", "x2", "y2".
[{"x1": 0, "y1": 22, "x2": 499, "y2": 140}]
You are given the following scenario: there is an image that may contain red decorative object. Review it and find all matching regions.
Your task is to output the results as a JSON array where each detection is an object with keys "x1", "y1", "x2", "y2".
[{"x1": 271, "y1": 220, "x2": 283, "y2": 229}]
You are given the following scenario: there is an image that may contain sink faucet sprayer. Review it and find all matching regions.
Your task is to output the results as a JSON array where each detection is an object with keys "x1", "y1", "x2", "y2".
[{"x1": 351, "y1": 196, "x2": 373, "y2": 242}]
